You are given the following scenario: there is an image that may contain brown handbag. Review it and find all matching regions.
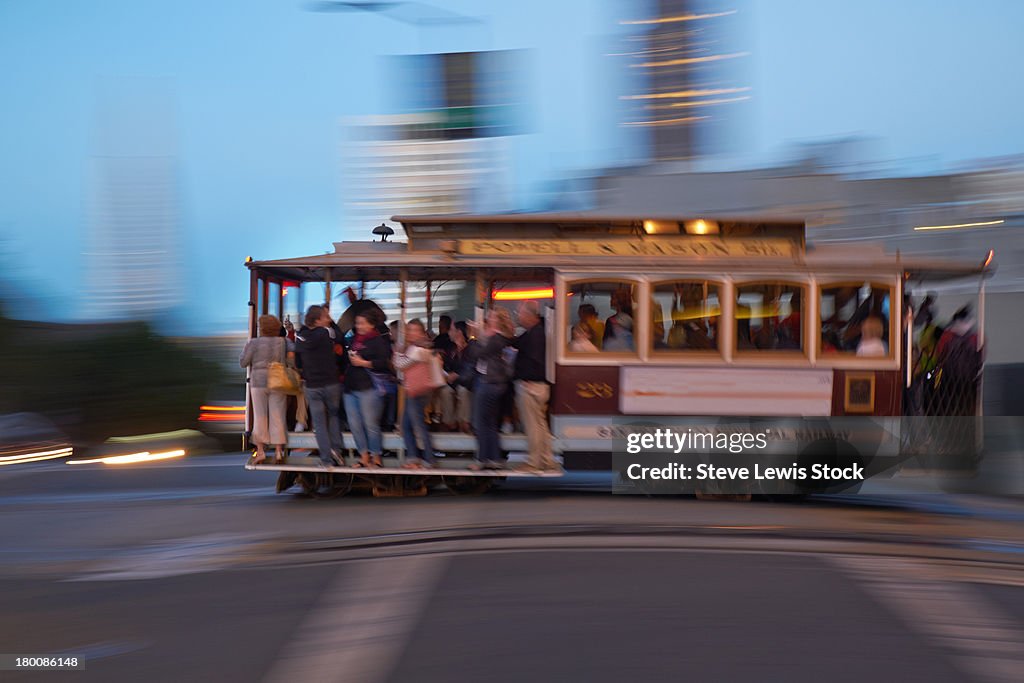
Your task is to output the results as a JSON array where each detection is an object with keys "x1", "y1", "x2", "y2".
[{"x1": 267, "y1": 339, "x2": 301, "y2": 394}]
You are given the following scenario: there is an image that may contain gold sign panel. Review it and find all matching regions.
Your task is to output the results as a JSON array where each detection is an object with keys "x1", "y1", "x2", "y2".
[{"x1": 457, "y1": 238, "x2": 798, "y2": 259}]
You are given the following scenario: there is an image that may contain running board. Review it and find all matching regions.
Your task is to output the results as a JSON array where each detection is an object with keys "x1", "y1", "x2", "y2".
[
  {"x1": 245, "y1": 461, "x2": 564, "y2": 478},
  {"x1": 283, "y1": 431, "x2": 611, "y2": 453}
]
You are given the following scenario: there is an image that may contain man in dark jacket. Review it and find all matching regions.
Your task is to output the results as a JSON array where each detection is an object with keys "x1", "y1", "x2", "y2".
[
  {"x1": 512, "y1": 301, "x2": 558, "y2": 472},
  {"x1": 439, "y1": 320, "x2": 478, "y2": 432},
  {"x1": 294, "y1": 305, "x2": 345, "y2": 467},
  {"x1": 433, "y1": 315, "x2": 454, "y2": 355}
]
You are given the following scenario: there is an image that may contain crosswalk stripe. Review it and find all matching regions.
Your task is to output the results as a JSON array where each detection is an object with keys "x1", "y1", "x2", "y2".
[{"x1": 262, "y1": 553, "x2": 448, "y2": 683}]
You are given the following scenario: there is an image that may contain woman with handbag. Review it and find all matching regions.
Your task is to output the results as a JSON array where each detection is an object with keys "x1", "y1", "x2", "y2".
[
  {"x1": 342, "y1": 309, "x2": 393, "y2": 468},
  {"x1": 393, "y1": 319, "x2": 445, "y2": 469},
  {"x1": 240, "y1": 314, "x2": 292, "y2": 464}
]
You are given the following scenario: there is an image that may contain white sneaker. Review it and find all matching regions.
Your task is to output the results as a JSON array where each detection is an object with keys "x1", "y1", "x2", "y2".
[{"x1": 295, "y1": 423, "x2": 307, "y2": 433}]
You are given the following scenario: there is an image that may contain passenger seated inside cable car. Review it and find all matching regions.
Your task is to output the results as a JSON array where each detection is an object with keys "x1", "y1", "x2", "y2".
[
  {"x1": 567, "y1": 282, "x2": 637, "y2": 354},
  {"x1": 819, "y1": 283, "x2": 892, "y2": 356},
  {"x1": 651, "y1": 281, "x2": 719, "y2": 352},
  {"x1": 735, "y1": 282, "x2": 805, "y2": 352}
]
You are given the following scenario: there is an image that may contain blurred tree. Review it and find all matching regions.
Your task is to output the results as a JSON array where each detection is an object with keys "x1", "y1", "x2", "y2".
[{"x1": 0, "y1": 315, "x2": 225, "y2": 445}]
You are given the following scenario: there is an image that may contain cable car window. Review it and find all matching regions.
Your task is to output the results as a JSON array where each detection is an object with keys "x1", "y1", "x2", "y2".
[
  {"x1": 651, "y1": 281, "x2": 720, "y2": 352},
  {"x1": 819, "y1": 283, "x2": 892, "y2": 356},
  {"x1": 566, "y1": 281, "x2": 637, "y2": 354},
  {"x1": 735, "y1": 282, "x2": 805, "y2": 352}
]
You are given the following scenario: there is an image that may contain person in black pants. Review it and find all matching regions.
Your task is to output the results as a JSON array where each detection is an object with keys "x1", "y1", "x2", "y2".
[
  {"x1": 294, "y1": 305, "x2": 345, "y2": 467},
  {"x1": 468, "y1": 308, "x2": 515, "y2": 469}
]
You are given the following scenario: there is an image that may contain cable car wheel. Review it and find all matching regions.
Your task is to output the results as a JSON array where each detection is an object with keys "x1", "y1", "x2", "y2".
[
  {"x1": 321, "y1": 472, "x2": 355, "y2": 498},
  {"x1": 275, "y1": 471, "x2": 298, "y2": 494},
  {"x1": 296, "y1": 472, "x2": 335, "y2": 498}
]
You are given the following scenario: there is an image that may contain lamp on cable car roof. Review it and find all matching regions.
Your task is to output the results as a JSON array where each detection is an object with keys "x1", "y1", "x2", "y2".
[
  {"x1": 641, "y1": 219, "x2": 719, "y2": 235},
  {"x1": 684, "y1": 219, "x2": 719, "y2": 235},
  {"x1": 372, "y1": 222, "x2": 395, "y2": 242}
]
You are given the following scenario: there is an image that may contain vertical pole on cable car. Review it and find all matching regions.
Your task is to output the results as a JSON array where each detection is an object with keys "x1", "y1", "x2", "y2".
[
  {"x1": 277, "y1": 280, "x2": 284, "y2": 319},
  {"x1": 261, "y1": 278, "x2": 270, "y2": 315},
  {"x1": 324, "y1": 269, "x2": 332, "y2": 310},
  {"x1": 978, "y1": 276, "x2": 986, "y2": 352},
  {"x1": 720, "y1": 278, "x2": 735, "y2": 364},
  {"x1": 904, "y1": 275, "x2": 913, "y2": 390},
  {"x1": 426, "y1": 279, "x2": 433, "y2": 333},
  {"x1": 245, "y1": 270, "x2": 258, "y2": 451},
  {"x1": 398, "y1": 270, "x2": 408, "y2": 466},
  {"x1": 976, "y1": 275, "x2": 986, "y2": 453},
  {"x1": 474, "y1": 271, "x2": 487, "y2": 328}
]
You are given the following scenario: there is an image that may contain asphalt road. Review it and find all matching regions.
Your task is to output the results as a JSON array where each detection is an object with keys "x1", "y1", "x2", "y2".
[{"x1": 2, "y1": 454, "x2": 1024, "y2": 682}]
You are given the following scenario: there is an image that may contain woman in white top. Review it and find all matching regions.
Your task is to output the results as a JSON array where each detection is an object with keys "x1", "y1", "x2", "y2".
[{"x1": 240, "y1": 314, "x2": 292, "y2": 463}]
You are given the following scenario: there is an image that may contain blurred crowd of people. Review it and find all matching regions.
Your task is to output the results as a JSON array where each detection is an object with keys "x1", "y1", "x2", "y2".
[
  {"x1": 239, "y1": 291, "x2": 559, "y2": 473},
  {"x1": 908, "y1": 295, "x2": 983, "y2": 418}
]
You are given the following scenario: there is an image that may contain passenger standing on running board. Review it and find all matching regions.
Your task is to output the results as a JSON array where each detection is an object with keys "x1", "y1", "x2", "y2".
[
  {"x1": 512, "y1": 301, "x2": 560, "y2": 472},
  {"x1": 342, "y1": 310, "x2": 392, "y2": 468},
  {"x1": 393, "y1": 319, "x2": 439, "y2": 469},
  {"x1": 294, "y1": 305, "x2": 345, "y2": 468},
  {"x1": 468, "y1": 308, "x2": 514, "y2": 470}
]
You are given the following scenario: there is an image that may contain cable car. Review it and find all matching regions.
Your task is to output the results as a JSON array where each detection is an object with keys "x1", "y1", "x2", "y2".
[{"x1": 243, "y1": 214, "x2": 992, "y2": 497}]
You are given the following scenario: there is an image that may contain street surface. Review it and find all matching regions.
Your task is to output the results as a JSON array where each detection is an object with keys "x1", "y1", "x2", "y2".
[{"x1": 2, "y1": 453, "x2": 1024, "y2": 682}]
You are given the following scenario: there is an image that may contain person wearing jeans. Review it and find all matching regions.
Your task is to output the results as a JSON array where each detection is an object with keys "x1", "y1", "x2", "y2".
[
  {"x1": 306, "y1": 383, "x2": 344, "y2": 464},
  {"x1": 342, "y1": 310, "x2": 393, "y2": 468},
  {"x1": 342, "y1": 388, "x2": 383, "y2": 462},
  {"x1": 294, "y1": 305, "x2": 344, "y2": 466},
  {"x1": 472, "y1": 379, "x2": 507, "y2": 466}
]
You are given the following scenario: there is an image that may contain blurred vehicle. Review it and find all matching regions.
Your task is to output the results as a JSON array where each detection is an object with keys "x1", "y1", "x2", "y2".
[
  {"x1": 196, "y1": 383, "x2": 247, "y2": 452},
  {"x1": 0, "y1": 412, "x2": 74, "y2": 466},
  {"x1": 240, "y1": 214, "x2": 992, "y2": 497}
]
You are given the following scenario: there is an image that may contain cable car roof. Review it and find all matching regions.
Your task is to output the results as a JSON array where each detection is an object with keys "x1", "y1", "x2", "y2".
[{"x1": 245, "y1": 213, "x2": 993, "y2": 283}]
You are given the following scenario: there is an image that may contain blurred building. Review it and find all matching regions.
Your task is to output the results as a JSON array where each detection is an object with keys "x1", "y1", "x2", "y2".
[
  {"x1": 619, "y1": 0, "x2": 749, "y2": 161},
  {"x1": 342, "y1": 114, "x2": 507, "y2": 235},
  {"x1": 340, "y1": 49, "x2": 527, "y2": 325},
  {"x1": 81, "y1": 82, "x2": 182, "y2": 323},
  {"x1": 82, "y1": 155, "x2": 182, "y2": 321}
]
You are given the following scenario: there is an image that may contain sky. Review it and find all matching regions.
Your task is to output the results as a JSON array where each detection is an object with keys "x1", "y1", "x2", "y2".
[{"x1": 1, "y1": 0, "x2": 1023, "y2": 332}]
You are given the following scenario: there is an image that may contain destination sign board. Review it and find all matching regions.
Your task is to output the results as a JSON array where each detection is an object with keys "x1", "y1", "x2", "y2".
[{"x1": 457, "y1": 237, "x2": 799, "y2": 259}]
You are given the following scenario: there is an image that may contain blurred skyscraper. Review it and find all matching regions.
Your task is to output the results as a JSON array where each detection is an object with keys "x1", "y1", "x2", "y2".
[
  {"x1": 343, "y1": 50, "x2": 524, "y2": 237},
  {"x1": 82, "y1": 83, "x2": 182, "y2": 322},
  {"x1": 619, "y1": 0, "x2": 749, "y2": 161},
  {"x1": 342, "y1": 115, "x2": 508, "y2": 232},
  {"x1": 340, "y1": 50, "x2": 527, "y2": 324}
]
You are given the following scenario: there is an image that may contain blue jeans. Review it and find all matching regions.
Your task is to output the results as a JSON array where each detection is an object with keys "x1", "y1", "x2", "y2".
[
  {"x1": 473, "y1": 380, "x2": 507, "y2": 463},
  {"x1": 304, "y1": 383, "x2": 343, "y2": 463},
  {"x1": 402, "y1": 393, "x2": 435, "y2": 464},
  {"x1": 343, "y1": 388, "x2": 383, "y2": 456}
]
